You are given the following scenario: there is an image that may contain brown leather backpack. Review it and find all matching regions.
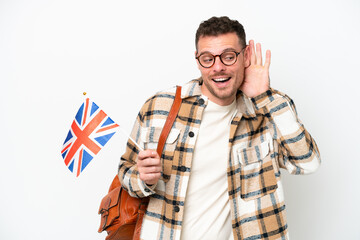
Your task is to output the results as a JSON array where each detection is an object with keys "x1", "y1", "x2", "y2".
[{"x1": 98, "y1": 86, "x2": 182, "y2": 240}]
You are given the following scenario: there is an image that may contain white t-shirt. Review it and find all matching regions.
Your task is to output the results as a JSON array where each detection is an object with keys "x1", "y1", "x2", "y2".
[{"x1": 181, "y1": 98, "x2": 237, "y2": 240}]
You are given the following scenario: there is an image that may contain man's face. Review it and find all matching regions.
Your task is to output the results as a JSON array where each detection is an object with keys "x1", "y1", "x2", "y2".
[{"x1": 196, "y1": 32, "x2": 248, "y2": 106}]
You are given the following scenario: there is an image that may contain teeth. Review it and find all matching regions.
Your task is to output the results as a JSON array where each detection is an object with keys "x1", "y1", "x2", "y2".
[{"x1": 213, "y1": 77, "x2": 229, "y2": 82}]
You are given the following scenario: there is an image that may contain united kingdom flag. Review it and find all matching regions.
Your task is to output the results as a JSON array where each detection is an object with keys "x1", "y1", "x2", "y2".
[{"x1": 61, "y1": 98, "x2": 119, "y2": 177}]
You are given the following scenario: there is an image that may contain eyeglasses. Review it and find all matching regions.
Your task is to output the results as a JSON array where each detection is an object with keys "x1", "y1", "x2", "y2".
[{"x1": 196, "y1": 48, "x2": 245, "y2": 68}]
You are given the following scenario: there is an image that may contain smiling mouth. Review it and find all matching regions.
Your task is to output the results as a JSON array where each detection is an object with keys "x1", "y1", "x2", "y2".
[{"x1": 212, "y1": 77, "x2": 231, "y2": 83}]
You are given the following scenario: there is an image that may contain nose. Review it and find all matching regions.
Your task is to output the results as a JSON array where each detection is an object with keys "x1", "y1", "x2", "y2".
[{"x1": 212, "y1": 56, "x2": 226, "y2": 72}]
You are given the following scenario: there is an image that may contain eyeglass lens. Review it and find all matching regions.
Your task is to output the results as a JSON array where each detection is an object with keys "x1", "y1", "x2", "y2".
[{"x1": 199, "y1": 51, "x2": 237, "y2": 68}]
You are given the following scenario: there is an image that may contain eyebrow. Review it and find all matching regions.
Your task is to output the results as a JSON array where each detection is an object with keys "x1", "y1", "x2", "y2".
[{"x1": 198, "y1": 47, "x2": 238, "y2": 56}]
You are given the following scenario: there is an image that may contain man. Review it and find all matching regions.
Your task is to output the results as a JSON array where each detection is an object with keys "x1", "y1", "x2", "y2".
[{"x1": 119, "y1": 16, "x2": 320, "y2": 240}]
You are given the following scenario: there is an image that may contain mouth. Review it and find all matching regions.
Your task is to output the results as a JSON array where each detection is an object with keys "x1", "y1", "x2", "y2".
[{"x1": 212, "y1": 77, "x2": 231, "y2": 83}]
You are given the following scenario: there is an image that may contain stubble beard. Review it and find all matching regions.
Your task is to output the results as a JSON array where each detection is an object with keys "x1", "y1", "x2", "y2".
[{"x1": 203, "y1": 77, "x2": 240, "y2": 103}]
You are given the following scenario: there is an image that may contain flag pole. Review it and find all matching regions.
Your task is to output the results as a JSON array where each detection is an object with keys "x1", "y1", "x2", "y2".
[{"x1": 117, "y1": 127, "x2": 144, "y2": 151}]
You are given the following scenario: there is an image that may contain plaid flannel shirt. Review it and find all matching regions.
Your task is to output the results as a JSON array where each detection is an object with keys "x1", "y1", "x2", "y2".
[{"x1": 118, "y1": 78, "x2": 320, "y2": 240}]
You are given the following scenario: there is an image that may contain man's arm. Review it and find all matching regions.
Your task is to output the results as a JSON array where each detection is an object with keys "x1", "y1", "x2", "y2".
[
  {"x1": 252, "y1": 89, "x2": 321, "y2": 174},
  {"x1": 118, "y1": 107, "x2": 161, "y2": 198},
  {"x1": 242, "y1": 40, "x2": 320, "y2": 174}
]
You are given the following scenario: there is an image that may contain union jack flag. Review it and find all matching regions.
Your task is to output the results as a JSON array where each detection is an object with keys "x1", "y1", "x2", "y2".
[{"x1": 61, "y1": 98, "x2": 119, "y2": 177}]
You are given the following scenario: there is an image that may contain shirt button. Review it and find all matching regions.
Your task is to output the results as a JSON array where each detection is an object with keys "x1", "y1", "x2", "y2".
[
  {"x1": 174, "y1": 206, "x2": 180, "y2": 212},
  {"x1": 198, "y1": 98, "x2": 205, "y2": 105},
  {"x1": 189, "y1": 131, "x2": 195, "y2": 137},
  {"x1": 180, "y1": 166, "x2": 187, "y2": 172},
  {"x1": 144, "y1": 188, "x2": 150, "y2": 192}
]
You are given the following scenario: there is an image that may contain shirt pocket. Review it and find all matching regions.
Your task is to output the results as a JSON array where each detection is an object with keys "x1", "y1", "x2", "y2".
[
  {"x1": 141, "y1": 127, "x2": 180, "y2": 181},
  {"x1": 237, "y1": 141, "x2": 277, "y2": 201}
]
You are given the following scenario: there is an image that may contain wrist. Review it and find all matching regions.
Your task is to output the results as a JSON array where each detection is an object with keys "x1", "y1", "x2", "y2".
[
  {"x1": 250, "y1": 88, "x2": 275, "y2": 110},
  {"x1": 141, "y1": 178, "x2": 157, "y2": 195},
  {"x1": 246, "y1": 88, "x2": 269, "y2": 98}
]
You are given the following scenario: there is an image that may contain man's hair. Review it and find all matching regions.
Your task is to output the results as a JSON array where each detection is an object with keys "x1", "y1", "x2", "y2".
[{"x1": 195, "y1": 16, "x2": 246, "y2": 50}]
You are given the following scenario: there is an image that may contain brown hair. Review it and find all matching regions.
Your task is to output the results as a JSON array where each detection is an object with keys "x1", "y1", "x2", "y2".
[{"x1": 195, "y1": 16, "x2": 246, "y2": 50}]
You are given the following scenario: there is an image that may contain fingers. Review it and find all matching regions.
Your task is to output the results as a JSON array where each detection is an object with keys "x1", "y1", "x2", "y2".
[
  {"x1": 264, "y1": 50, "x2": 271, "y2": 69},
  {"x1": 140, "y1": 172, "x2": 161, "y2": 185},
  {"x1": 138, "y1": 157, "x2": 161, "y2": 170},
  {"x1": 138, "y1": 149, "x2": 159, "y2": 160},
  {"x1": 140, "y1": 165, "x2": 162, "y2": 174},
  {"x1": 137, "y1": 149, "x2": 161, "y2": 185},
  {"x1": 256, "y1": 43, "x2": 262, "y2": 65},
  {"x1": 248, "y1": 40, "x2": 270, "y2": 67},
  {"x1": 249, "y1": 40, "x2": 256, "y2": 65},
  {"x1": 138, "y1": 150, "x2": 160, "y2": 168}
]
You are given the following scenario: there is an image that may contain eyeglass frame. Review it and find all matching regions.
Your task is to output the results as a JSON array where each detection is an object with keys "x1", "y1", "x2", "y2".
[{"x1": 195, "y1": 47, "x2": 246, "y2": 68}]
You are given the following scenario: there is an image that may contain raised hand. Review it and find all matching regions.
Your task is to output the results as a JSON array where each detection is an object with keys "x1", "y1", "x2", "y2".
[{"x1": 240, "y1": 40, "x2": 271, "y2": 98}]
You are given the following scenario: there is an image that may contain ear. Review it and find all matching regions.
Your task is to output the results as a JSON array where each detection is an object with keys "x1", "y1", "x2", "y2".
[
  {"x1": 195, "y1": 50, "x2": 201, "y2": 70},
  {"x1": 243, "y1": 46, "x2": 251, "y2": 68}
]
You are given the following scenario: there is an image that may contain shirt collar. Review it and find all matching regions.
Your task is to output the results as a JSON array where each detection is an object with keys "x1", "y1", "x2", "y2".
[{"x1": 180, "y1": 78, "x2": 257, "y2": 118}]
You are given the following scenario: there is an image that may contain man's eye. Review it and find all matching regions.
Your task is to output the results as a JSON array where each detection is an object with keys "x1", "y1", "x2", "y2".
[
  {"x1": 202, "y1": 57, "x2": 213, "y2": 63},
  {"x1": 222, "y1": 54, "x2": 235, "y2": 61}
]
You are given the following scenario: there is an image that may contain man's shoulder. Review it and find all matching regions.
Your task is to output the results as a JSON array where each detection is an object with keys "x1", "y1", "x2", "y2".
[
  {"x1": 143, "y1": 85, "x2": 178, "y2": 106},
  {"x1": 137, "y1": 79, "x2": 202, "y2": 118}
]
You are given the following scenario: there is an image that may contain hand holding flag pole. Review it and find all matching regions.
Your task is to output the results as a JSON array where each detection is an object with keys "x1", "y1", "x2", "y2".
[{"x1": 61, "y1": 94, "x2": 143, "y2": 177}]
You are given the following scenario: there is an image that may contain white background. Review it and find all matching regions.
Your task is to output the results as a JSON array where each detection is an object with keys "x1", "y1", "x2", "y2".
[{"x1": 1, "y1": 0, "x2": 359, "y2": 239}]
